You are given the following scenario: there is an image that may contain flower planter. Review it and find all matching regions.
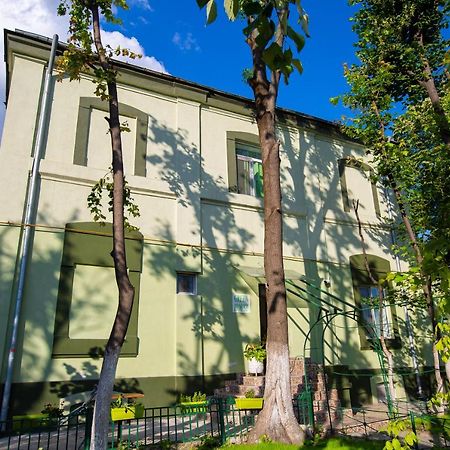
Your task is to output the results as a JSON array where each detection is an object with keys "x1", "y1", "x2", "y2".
[
  {"x1": 110, "y1": 404, "x2": 144, "y2": 422},
  {"x1": 235, "y1": 398, "x2": 263, "y2": 410},
  {"x1": 178, "y1": 401, "x2": 208, "y2": 414},
  {"x1": 248, "y1": 357, "x2": 264, "y2": 375}
]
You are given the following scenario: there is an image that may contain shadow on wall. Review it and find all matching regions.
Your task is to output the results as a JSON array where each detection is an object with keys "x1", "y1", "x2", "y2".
[
  {"x1": 281, "y1": 127, "x2": 428, "y2": 406},
  {"x1": 146, "y1": 114, "x2": 256, "y2": 398},
  {"x1": 1, "y1": 103, "x2": 431, "y2": 415}
]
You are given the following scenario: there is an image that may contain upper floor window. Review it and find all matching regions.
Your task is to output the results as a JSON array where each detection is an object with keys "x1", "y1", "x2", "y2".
[
  {"x1": 73, "y1": 97, "x2": 148, "y2": 177},
  {"x1": 236, "y1": 145, "x2": 263, "y2": 198},
  {"x1": 339, "y1": 158, "x2": 381, "y2": 217}
]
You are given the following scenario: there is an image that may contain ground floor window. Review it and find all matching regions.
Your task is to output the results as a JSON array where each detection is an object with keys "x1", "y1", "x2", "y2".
[
  {"x1": 176, "y1": 272, "x2": 197, "y2": 295},
  {"x1": 359, "y1": 286, "x2": 393, "y2": 339}
]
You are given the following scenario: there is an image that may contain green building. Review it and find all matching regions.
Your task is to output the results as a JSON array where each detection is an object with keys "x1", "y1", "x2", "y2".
[{"x1": 0, "y1": 30, "x2": 434, "y2": 416}]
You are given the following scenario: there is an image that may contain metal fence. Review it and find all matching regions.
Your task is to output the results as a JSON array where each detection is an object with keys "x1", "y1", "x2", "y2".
[
  {"x1": 329, "y1": 403, "x2": 450, "y2": 449},
  {"x1": 0, "y1": 396, "x2": 313, "y2": 450}
]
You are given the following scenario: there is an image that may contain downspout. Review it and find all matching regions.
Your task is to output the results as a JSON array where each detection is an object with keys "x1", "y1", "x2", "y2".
[
  {"x1": 384, "y1": 186, "x2": 423, "y2": 398},
  {"x1": 0, "y1": 34, "x2": 58, "y2": 425}
]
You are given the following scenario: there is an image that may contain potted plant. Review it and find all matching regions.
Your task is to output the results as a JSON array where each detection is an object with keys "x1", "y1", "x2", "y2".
[
  {"x1": 243, "y1": 343, "x2": 266, "y2": 375},
  {"x1": 235, "y1": 389, "x2": 264, "y2": 410},
  {"x1": 110, "y1": 395, "x2": 144, "y2": 422},
  {"x1": 178, "y1": 391, "x2": 208, "y2": 414}
]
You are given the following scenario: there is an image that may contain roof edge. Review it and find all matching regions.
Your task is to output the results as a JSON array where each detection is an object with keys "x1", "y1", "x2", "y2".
[{"x1": 4, "y1": 28, "x2": 358, "y2": 144}]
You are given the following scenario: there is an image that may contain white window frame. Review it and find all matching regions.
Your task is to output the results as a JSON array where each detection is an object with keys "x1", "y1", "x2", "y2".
[
  {"x1": 236, "y1": 146, "x2": 262, "y2": 197},
  {"x1": 359, "y1": 286, "x2": 393, "y2": 339}
]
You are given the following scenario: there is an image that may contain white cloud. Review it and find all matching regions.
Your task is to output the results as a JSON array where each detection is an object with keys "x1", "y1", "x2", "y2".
[
  {"x1": 101, "y1": 30, "x2": 167, "y2": 73},
  {"x1": 172, "y1": 32, "x2": 200, "y2": 52},
  {"x1": 128, "y1": 0, "x2": 153, "y2": 11},
  {"x1": 0, "y1": 0, "x2": 165, "y2": 139}
]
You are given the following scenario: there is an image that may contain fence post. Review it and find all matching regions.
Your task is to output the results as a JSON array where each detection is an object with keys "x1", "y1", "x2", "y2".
[
  {"x1": 409, "y1": 411, "x2": 419, "y2": 450},
  {"x1": 308, "y1": 388, "x2": 314, "y2": 428},
  {"x1": 217, "y1": 398, "x2": 226, "y2": 445},
  {"x1": 84, "y1": 407, "x2": 93, "y2": 450}
]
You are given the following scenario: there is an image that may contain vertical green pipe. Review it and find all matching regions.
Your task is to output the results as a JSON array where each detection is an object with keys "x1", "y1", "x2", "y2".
[
  {"x1": 218, "y1": 398, "x2": 226, "y2": 445},
  {"x1": 84, "y1": 407, "x2": 93, "y2": 450},
  {"x1": 409, "y1": 411, "x2": 419, "y2": 450},
  {"x1": 74, "y1": 414, "x2": 79, "y2": 449}
]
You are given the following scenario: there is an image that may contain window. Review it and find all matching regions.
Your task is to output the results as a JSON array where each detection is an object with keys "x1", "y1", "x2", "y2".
[
  {"x1": 339, "y1": 158, "x2": 381, "y2": 216},
  {"x1": 359, "y1": 286, "x2": 393, "y2": 339},
  {"x1": 349, "y1": 254, "x2": 401, "y2": 350},
  {"x1": 177, "y1": 273, "x2": 197, "y2": 295},
  {"x1": 236, "y1": 146, "x2": 263, "y2": 198},
  {"x1": 73, "y1": 97, "x2": 148, "y2": 176},
  {"x1": 53, "y1": 222, "x2": 143, "y2": 357}
]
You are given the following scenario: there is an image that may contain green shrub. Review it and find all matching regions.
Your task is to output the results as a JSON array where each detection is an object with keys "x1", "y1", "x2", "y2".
[
  {"x1": 179, "y1": 391, "x2": 207, "y2": 403},
  {"x1": 245, "y1": 390, "x2": 256, "y2": 399}
]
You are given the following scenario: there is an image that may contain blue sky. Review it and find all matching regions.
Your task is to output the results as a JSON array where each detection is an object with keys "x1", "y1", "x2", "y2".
[
  {"x1": 0, "y1": 1, "x2": 360, "y2": 136},
  {"x1": 109, "y1": 1, "x2": 359, "y2": 123}
]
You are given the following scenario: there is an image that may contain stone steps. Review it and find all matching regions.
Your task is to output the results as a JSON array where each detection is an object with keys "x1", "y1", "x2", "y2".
[{"x1": 214, "y1": 357, "x2": 341, "y2": 424}]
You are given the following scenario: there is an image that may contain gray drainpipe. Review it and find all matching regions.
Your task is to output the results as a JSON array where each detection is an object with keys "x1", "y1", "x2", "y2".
[
  {"x1": 0, "y1": 34, "x2": 59, "y2": 426},
  {"x1": 384, "y1": 186, "x2": 423, "y2": 397}
]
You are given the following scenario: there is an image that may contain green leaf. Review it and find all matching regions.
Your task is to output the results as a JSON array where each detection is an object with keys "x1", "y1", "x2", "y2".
[
  {"x1": 196, "y1": 0, "x2": 209, "y2": 8},
  {"x1": 296, "y1": 0, "x2": 310, "y2": 37},
  {"x1": 299, "y1": 13, "x2": 310, "y2": 37},
  {"x1": 330, "y1": 96, "x2": 339, "y2": 105},
  {"x1": 224, "y1": 0, "x2": 239, "y2": 20},
  {"x1": 242, "y1": 1, "x2": 262, "y2": 16},
  {"x1": 405, "y1": 432, "x2": 417, "y2": 446},
  {"x1": 206, "y1": 0, "x2": 217, "y2": 24},
  {"x1": 292, "y1": 58, "x2": 303, "y2": 74},
  {"x1": 287, "y1": 25, "x2": 305, "y2": 52},
  {"x1": 262, "y1": 42, "x2": 283, "y2": 70}
]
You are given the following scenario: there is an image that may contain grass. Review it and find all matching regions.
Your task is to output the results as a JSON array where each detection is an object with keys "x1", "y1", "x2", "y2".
[{"x1": 222, "y1": 437, "x2": 386, "y2": 450}]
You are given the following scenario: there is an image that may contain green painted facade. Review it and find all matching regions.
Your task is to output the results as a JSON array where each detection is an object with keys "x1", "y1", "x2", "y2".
[{"x1": 0, "y1": 30, "x2": 435, "y2": 415}]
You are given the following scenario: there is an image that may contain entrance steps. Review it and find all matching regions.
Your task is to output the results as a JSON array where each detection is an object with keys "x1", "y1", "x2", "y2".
[{"x1": 214, "y1": 357, "x2": 340, "y2": 423}]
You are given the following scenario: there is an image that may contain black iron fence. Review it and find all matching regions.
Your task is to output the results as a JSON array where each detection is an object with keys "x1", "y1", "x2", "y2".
[{"x1": 0, "y1": 395, "x2": 313, "y2": 450}]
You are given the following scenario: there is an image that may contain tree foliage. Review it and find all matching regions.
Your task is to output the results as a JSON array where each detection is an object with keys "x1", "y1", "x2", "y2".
[
  {"x1": 338, "y1": 0, "x2": 450, "y2": 400},
  {"x1": 198, "y1": 0, "x2": 308, "y2": 82}
]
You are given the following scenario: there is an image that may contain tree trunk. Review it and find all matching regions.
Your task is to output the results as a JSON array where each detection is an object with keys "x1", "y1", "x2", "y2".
[
  {"x1": 446, "y1": 360, "x2": 450, "y2": 385},
  {"x1": 388, "y1": 176, "x2": 445, "y2": 399},
  {"x1": 90, "y1": 5, "x2": 136, "y2": 449},
  {"x1": 246, "y1": 75, "x2": 303, "y2": 443},
  {"x1": 416, "y1": 33, "x2": 450, "y2": 149}
]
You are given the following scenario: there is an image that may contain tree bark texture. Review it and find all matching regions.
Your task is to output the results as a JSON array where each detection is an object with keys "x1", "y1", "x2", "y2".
[
  {"x1": 416, "y1": 33, "x2": 450, "y2": 149},
  {"x1": 90, "y1": 4, "x2": 136, "y2": 449},
  {"x1": 246, "y1": 32, "x2": 304, "y2": 441}
]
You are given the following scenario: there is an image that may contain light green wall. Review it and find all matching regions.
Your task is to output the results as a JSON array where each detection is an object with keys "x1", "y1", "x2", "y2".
[{"x1": 0, "y1": 33, "x2": 433, "y2": 410}]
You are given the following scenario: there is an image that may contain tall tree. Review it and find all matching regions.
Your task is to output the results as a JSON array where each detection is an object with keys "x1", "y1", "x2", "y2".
[
  {"x1": 57, "y1": 1, "x2": 140, "y2": 448},
  {"x1": 197, "y1": 0, "x2": 308, "y2": 443},
  {"x1": 349, "y1": 0, "x2": 450, "y2": 148},
  {"x1": 337, "y1": 0, "x2": 450, "y2": 399}
]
